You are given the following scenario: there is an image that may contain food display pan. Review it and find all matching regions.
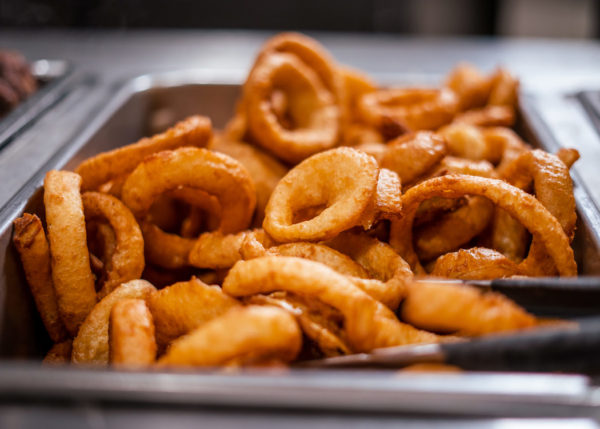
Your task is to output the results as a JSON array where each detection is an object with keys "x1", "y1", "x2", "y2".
[
  {"x1": 0, "y1": 59, "x2": 76, "y2": 151},
  {"x1": 1, "y1": 70, "x2": 600, "y2": 417}
]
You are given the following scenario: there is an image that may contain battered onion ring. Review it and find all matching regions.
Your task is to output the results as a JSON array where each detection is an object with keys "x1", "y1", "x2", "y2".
[
  {"x1": 357, "y1": 87, "x2": 458, "y2": 132},
  {"x1": 453, "y1": 105, "x2": 515, "y2": 127},
  {"x1": 360, "y1": 168, "x2": 403, "y2": 228},
  {"x1": 488, "y1": 68, "x2": 519, "y2": 107},
  {"x1": 324, "y1": 231, "x2": 413, "y2": 310},
  {"x1": 147, "y1": 277, "x2": 240, "y2": 348},
  {"x1": 380, "y1": 132, "x2": 448, "y2": 185},
  {"x1": 13, "y1": 213, "x2": 67, "y2": 342},
  {"x1": 353, "y1": 141, "x2": 387, "y2": 163},
  {"x1": 72, "y1": 279, "x2": 156, "y2": 365},
  {"x1": 44, "y1": 170, "x2": 97, "y2": 336},
  {"x1": 501, "y1": 150, "x2": 576, "y2": 276},
  {"x1": 445, "y1": 63, "x2": 492, "y2": 110},
  {"x1": 158, "y1": 305, "x2": 302, "y2": 367},
  {"x1": 431, "y1": 247, "x2": 523, "y2": 279},
  {"x1": 121, "y1": 147, "x2": 256, "y2": 233},
  {"x1": 438, "y1": 123, "x2": 504, "y2": 164},
  {"x1": 210, "y1": 138, "x2": 287, "y2": 224},
  {"x1": 82, "y1": 192, "x2": 144, "y2": 297},
  {"x1": 188, "y1": 230, "x2": 250, "y2": 269},
  {"x1": 263, "y1": 147, "x2": 378, "y2": 242},
  {"x1": 142, "y1": 222, "x2": 194, "y2": 270},
  {"x1": 401, "y1": 279, "x2": 536, "y2": 336},
  {"x1": 389, "y1": 175, "x2": 577, "y2": 276},
  {"x1": 223, "y1": 257, "x2": 438, "y2": 352},
  {"x1": 76, "y1": 115, "x2": 212, "y2": 191},
  {"x1": 244, "y1": 52, "x2": 340, "y2": 164},
  {"x1": 109, "y1": 298, "x2": 156, "y2": 367},
  {"x1": 246, "y1": 291, "x2": 351, "y2": 357},
  {"x1": 556, "y1": 148, "x2": 580, "y2": 169},
  {"x1": 43, "y1": 340, "x2": 72, "y2": 365}
]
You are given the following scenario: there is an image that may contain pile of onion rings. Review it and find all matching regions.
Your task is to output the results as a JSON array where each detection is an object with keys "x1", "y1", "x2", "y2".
[{"x1": 13, "y1": 32, "x2": 581, "y2": 370}]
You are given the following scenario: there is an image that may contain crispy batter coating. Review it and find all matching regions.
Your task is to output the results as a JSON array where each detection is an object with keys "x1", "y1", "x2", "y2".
[
  {"x1": 401, "y1": 279, "x2": 536, "y2": 335},
  {"x1": 82, "y1": 192, "x2": 144, "y2": 297},
  {"x1": 43, "y1": 340, "x2": 72, "y2": 365},
  {"x1": 44, "y1": 170, "x2": 97, "y2": 336},
  {"x1": 13, "y1": 213, "x2": 67, "y2": 342},
  {"x1": 109, "y1": 299, "x2": 156, "y2": 367},
  {"x1": 158, "y1": 306, "x2": 302, "y2": 367},
  {"x1": 445, "y1": 63, "x2": 492, "y2": 110},
  {"x1": 147, "y1": 277, "x2": 239, "y2": 348},
  {"x1": 188, "y1": 230, "x2": 250, "y2": 269},
  {"x1": 72, "y1": 279, "x2": 156, "y2": 365},
  {"x1": 76, "y1": 115, "x2": 212, "y2": 191},
  {"x1": 263, "y1": 147, "x2": 379, "y2": 242},
  {"x1": 431, "y1": 247, "x2": 522, "y2": 279},
  {"x1": 223, "y1": 256, "x2": 438, "y2": 352}
]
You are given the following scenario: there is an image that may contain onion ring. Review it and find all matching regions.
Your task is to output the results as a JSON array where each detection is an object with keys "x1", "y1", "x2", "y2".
[
  {"x1": 76, "y1": 115, "x2": 212, "y2": 191},
  {"x1": 357, "y1": 87, "x2": 458, "y2": 132},
  {"x1": 431, "y1": 247, "x2": 523, "y2": 279},
  {"x1": 445, "y1": 63, "x2": 492, "y2": 110},
  {"x1": 43, "y1": 340, "x2": 72, "y2": 365},
  {"x1": 13, "y1": 213, "x2": 68, "y2": 343},
  {"x1": 380, "y1": 132, "x2": 447, "y2": 185},
  {"x1": 488, "y1": 68, "x2": 519, "y2": 107},
  {"x1": 453, "y1": 105, "x2": 515, "y2": 127},
  {"x1": 147, "y1": 277, "x2": 240, "y2": 348},
  {"x1": 263, "y1": 147, "x2": 378, "y2": 242},
  {"x1": 244, "y1": 52, "x2": 340, "y2": 164},
  {"x1": 121, "y1": 147, "x2": 256, "y2": 233},
  {"x1": 401, "y1": 279, "x2": 536, "y2": 335},
  {"x1": 82, "y1": 192, "x2": 144, "y2": 297},
  {"x1": 438, "y1": 123, "x2": 504, "y2": 164},
  {"x1": 44, "y1": 170, "x2": 97, "y2": 336},
  {"x1": 72, "y1": 279, "x2": 156, "y2": 365},
  {"x1": 223, "y1": 256, "x2": 438, "y2": 352},
  {"x1": 389, "y1": 175, "x2": 577, "y2": 276},
  {"x1": 109, "y1": 298, "x2": 156, "y2": 367},
  {"x1": 188, "y1": 230, "x2": 250, "y2": 269},
  {"x1": 158, "y1": 305, "x2": 301, "y2": 367}
]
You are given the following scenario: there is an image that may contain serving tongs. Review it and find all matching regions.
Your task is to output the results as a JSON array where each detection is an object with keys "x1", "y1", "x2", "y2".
[
  {"x1": 299, "y1": 317, "x2": 600, "y2": 372},
  {"x1": 437, "y1": 277, "x2": 600, "y2": 317}
]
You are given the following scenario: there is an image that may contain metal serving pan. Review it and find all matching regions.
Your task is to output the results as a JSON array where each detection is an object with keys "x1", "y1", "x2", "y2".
[
  {"x1": 0, "y1": 59, "x2": 76, "y2": 151},
  {"x1": 1, "y1": 70, "x2": 600, "y2": 417}
]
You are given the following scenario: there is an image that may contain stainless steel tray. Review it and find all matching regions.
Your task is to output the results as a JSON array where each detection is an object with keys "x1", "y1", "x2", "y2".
[
  {"x1": 1, "y1": 70, "x2": 600, "y2": 417},
  {"x1": 0, "y1": 59, "x2": 76, "y2": 151}
]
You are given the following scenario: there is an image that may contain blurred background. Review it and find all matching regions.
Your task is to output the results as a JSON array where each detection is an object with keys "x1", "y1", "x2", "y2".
[{"x1": 0, "y1": 0, "x2": 598, "y2": 38}]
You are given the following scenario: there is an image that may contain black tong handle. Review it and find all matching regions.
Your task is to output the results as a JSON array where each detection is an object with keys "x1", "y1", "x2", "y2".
[{"x1": 443, "y1": 319, "x2": 600, "y2": 372}]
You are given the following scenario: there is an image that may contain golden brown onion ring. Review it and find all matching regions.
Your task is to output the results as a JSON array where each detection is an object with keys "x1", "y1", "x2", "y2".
[
  {"x1": 223, "y1": 256, "x2": 438, "y2": 352},
  {"x1": 401, "y1": 279, "x2": 536, "y2": 335},
  {"x1": 244, "y1": 52, "x2": 340, "y2": 164},
  {"x1": 438, "y1": 123, "x2": 504, "y2": 164},
  {"x1": 147, "y1": 277, "x2": 239, "y2": 348},
  {"x1": 453, "y1": 105, "x2": 515, "y2": 127},
  {"x1": 82, "y1": 192, "x2": 144, "y2": 298},
  {"x1": 44, "y1": 170, "x2": 97, "y2": 336},
  {"x1": 358, "y1": 87, "x2": 458, "y2": 132},
  {"x1": 13, "y1": 214, "x2": 68, "y2": 343},
  {"x1": 188, "y1": 230, "x2": 250, "y2": 269},
  {"x1": 72, "y1": 279, "x2": 156, "y2": 365},
  {"x1": 109, "y1": 298, "x2": 156, "y2": 367},
  {"x1": 389, "y1": 175, "x2": 577, "y2": 276},
  {"x1": 488, "y1": 68, "x2": 519, "y2": 108},
  {"x1": 76, "y1": 115, "x2": 212, "y2": 191},
  {"x1": 431, "y1": 247, "x2": 523, "y2": 279},
  {"x1": 121, "y1": 147, "x2": 256, "y2": 233},
  {"x1": 381, "y1": 132, "x2": 447, "y2": 185},
  {"x1": 158, "y1": 305, "x2": 301, "y2": 367},
  {"x1": 444, "y1": 63, "x2": 492, "y2": 110},
  {"x1": 263, "y1": 147, "x2": 378, "y2": 242}
]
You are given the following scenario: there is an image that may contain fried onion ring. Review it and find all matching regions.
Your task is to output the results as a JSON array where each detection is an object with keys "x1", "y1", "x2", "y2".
[
  {"x1": 147, "y1": 277, "x2": 239, "y2": 348},
  {"x1": 76, "y1": 115, "x2": 212, "y2": 191},
  {"x1": 72, "y1": 279, "x2": 156, "y2": 365},
  {"x1": 389, "y1": 175, "x2": 577, "y2": 276},
  {"x1": 244, "y1": 52, "x2": 340, "y2": 163},
  {"x1": 431, "y1": 247, "x2": 523, "y2": 279},
  {"x1": 122, "y1": 147, "x2": 256, "y2": 232},
  {"x1": 44, "y1": 170, "x2": 97, "y2": 336},
  {"x1": 82, "y1": 192, "x2": 144, "y2": 297},
  {"x1": 158, "y1": 305, "x2": 301, "y2": 367},
  {"x1": 109, "y1": 298, "x2": 156, "y2": 367},
  {"x1": 445, "y1": 63, "x2": 492, "y2": 110},
  {"x1": 223, "y1": 257, "x2": 438, "y2": 352},
  {"x1": 401, "y1": 279, "x2": 536, "y2": 336},
  {"x1": 263, "y1": 147, "x2": 378, "y2": 242},
  {"x1": 453, "y1": 105, "x2": 515, "y2": 127},
  {"x1": 188, "y1": 230, "x2": 250, "y2": 269},
  {"x1": 357, "y1": 87, "x2": 458, "y2": 132},
  {"x1": 13, "y1": 213, "x2": 67, "y2": 343}
]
